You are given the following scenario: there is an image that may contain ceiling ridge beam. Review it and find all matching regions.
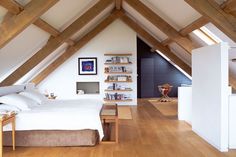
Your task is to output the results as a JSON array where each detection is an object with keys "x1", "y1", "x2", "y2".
[
  {"x1": 0, "y1": 0, "x2": 59, "y2": 49},
  {"x1": 0, "y1": 0, "x2": 74, "y2": 45},
  {"x1": 185, "y1": 0, "x2": 236, "y2": 42},
  {"x1": 0, "y1": 0, "x2": 113, "y2": 87},
  {"x1": 120, "y1": 13, "x2": 191, "y2": 75},
  {"x1": 124, "y1": 0, "x2": 195, "y2": 54},
  {"x1": 31, "y1": 11, "x2": 122, "y2": 85},
  {"x1": 116, "y1": 0, "x2": 122, "y2": 10}
]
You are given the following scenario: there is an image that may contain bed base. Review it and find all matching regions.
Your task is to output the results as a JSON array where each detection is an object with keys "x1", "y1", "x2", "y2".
[{"x1": 3, "y1": 130, "x2": 99, "y2": 147}]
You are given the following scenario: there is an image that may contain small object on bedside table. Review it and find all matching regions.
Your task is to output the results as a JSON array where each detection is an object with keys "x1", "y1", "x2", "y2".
[
  {"x1": 48, "y1": 93, "x2": 57, "y2": 99},
  {"x1": 0, "y1": 112, "x2": 16, "y2": 157}
]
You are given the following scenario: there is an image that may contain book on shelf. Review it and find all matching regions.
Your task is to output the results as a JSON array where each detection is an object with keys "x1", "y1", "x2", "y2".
[
  {"x1": 105, "y1": 75, "x2": 132, "y2": 82},
  {"x1": 105, "y1": 56, "x2": 131, "y2": 64},
  {"x1": 105, "y1": 93, "x2": 131, "y2": 100},
  {"x1": 104, "y1": 66, "x2": 132, "y2": 73}
]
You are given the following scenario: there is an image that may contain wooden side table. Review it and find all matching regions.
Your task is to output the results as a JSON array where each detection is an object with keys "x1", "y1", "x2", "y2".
[
  {"x1": 0, "y1": 113, "x2": 16, "y2": 157},
  {"x1": 100, "y1": 103, "x2": 118, "y2": 143}
]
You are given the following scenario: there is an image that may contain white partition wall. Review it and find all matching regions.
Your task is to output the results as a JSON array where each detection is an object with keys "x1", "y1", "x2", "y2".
[{"x1": 192, "y1": 43, "x2": 229, "y2": 152}]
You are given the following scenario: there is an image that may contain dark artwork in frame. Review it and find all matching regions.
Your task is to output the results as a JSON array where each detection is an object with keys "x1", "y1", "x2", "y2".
[{"x1": 78, "y1": 57, "x2": 97, "y2": 75}]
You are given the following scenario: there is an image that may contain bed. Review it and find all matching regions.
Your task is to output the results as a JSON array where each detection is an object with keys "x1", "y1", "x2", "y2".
[{"x1": 0, "y1": 85, "x2": 104, "y2": 146}]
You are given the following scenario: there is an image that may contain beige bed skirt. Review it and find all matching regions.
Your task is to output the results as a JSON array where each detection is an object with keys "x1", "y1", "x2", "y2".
[{"x1": 3, "y1": 129, "x2": 99, "y2": 147}]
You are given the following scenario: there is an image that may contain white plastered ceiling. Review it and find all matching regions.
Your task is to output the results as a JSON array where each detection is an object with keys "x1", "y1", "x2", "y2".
[{"x1": 0, "y1": 0, "x2": 236, "y2": 83}]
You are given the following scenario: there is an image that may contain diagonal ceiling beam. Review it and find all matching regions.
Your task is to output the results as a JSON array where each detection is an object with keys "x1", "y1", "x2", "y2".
[
  {"x1": 0, "y1": 0, "x2": 23, "y2": 14},
  {"x1": 0, "y1": 0, "x2": 59, "y2": 48},
  {"x1": 31, "y1": 11, "x2": 122, "y2": 85},
  {"x1": 162, "y1": 16, "x2": 209, "y2": 46},
  {"x1": 0, "y1": 0, "x2": 74, "y2": 45},
  {"x1": 0, "y1": 0, "x2": 113, "y2": 87},
  {"x1": 120, "y1": 13, "x2": 191, "y2": 75},
  {"x1": 124, "y1": 0, "x2": 195, "y2": 54},
  {"x1": 185, "y1": 0, "x2": 236, "y2": 42},
  {"x1": 221, "y1": 0, "x2": 236, "y2": 16}
]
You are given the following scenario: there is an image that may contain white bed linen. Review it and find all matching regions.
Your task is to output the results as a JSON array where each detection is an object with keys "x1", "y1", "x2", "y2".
[{"x1": 4, "y1": 99, "x2": 104, "y2": 138}]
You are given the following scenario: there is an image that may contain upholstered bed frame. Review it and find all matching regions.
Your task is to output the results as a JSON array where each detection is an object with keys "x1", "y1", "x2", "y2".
[{"x1": 0, "y1": 84, "x2": 100, "y2": 147}]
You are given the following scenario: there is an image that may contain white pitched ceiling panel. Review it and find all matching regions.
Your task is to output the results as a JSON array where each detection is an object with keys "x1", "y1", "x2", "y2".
[
  {"x1": 169, "y1": 42, "x2": 191, "y2": 66},
  {"x1": 40, "y1": 0, "x2": 98, "y2": 31},
  {"x1": 123, "y1": 1, "x2": 168, "y2": 41},
  {"x1": 140, "y1": 0, "x2": 201, "y2": 30},
  {"x1": 0, "y1": 25, "x2": 50, "y2": 82},
  {"x1": 71, "y1": 3, "x2": 115, "y2": 41}
]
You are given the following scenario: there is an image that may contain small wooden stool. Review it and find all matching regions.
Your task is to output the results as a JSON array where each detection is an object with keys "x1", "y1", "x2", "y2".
[{"x1": 100, "y1": 103, "x2": 118, "y2": 143}]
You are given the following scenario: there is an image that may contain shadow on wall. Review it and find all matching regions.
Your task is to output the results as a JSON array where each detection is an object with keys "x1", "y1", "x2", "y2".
[{"x1": 137, "y1": 37, "x2": 191, "y2": 98}]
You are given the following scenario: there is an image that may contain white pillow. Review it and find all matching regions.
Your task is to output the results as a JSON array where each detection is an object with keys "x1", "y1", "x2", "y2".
[
  {"x1": 0, "y1": 94, "x2": 38, "y2": 111},
  {"x1": 0, "y1": 104, "x2": 21, "y2": 112},
  {"x1": 19, "y1": 90, "x2": 47, "y2": 105}
]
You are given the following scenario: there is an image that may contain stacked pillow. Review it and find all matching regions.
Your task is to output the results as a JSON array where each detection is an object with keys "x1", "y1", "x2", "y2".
[{"x1": 0, "y1": 90, "x2": 47, "y2": 112}]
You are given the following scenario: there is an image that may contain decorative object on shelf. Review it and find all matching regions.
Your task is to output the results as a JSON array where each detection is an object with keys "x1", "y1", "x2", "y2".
[
  {"x1": 104, "y1": 66, "x2": 132, "y2": 73},
  {"x1": 105, "y1": 75, "x2": 132, "y2": 82},
  {"x1": 105, "y1": 83, "x2": 132, "y2": 91},
  {"x1": 78, "y1": 57, "x2": 97, "y2": 75},
  {"x1": 77, "y1": 90, "x2": 85, "y2": 95},
  {"x1": 105, "y1": 56, "x2": 131, "y2": 64}
]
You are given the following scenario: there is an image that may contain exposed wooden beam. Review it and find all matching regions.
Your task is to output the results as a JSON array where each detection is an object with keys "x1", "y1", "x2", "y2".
[
  {"x1": 221, "y1": 0, "x2": 236, "y2": 15},
  {"x1": 31, "y1": 11, "x2": 122, "y2": 85},
  {"x1": 160, "y1": 16, "x2": 208, "y2": 46},
  {"x1": 0, "y1": 0, "x2": 74, "y2": 45},
  {"x1": 0, "y1": 0, "x2": 59, "y2": 48},
  {"x1": 179, "y1": 16, "x2": 209, "y2": 36},
  {"x1": 124, "y1": 0, "x2": 195, "y2": 54},
  {"x1": 0, "y1": 0, "x2": 23, "y2": 14},
  {"x1": 120, "y1": 13, "x2": 191, "y2": 75},
  {"x1": 116, "y1": 0, "x2": 122, "y2": 10},
  {"x1": 0, "y1": 0, "x2": 113, "y2": 87},
  {"x1": 185, "y1": 0, "x2": 236, "y2": 42}
]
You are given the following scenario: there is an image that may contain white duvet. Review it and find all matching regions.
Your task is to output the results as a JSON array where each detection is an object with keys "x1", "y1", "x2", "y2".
[{"x1": 4, "y1": 99, "x2": 104, "y2": 138}]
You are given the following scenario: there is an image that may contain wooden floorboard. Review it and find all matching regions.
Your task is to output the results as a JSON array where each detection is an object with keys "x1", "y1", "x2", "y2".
[{"x1": 3, "y1": 98, "x2": 236, "y2": 157}]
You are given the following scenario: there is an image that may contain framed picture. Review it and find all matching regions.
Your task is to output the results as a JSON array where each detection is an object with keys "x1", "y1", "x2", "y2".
[{"x1": 78, "y1": 57, "x2": 97, "y2": 75}]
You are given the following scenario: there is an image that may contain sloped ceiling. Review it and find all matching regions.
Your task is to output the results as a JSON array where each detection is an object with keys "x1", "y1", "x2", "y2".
[{"x1": 0, "y1": 0, "x2": 236, "y2": 86}]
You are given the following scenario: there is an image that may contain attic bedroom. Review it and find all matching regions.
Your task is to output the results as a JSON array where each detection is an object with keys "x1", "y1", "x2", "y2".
[{"x1": 0, "y1": 0, "x2": 236, "y2": 156}]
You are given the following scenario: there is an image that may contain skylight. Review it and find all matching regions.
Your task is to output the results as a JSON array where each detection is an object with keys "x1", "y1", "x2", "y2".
[{"x1": 193, "y1": 26, "x2": 223, "y2": 45}]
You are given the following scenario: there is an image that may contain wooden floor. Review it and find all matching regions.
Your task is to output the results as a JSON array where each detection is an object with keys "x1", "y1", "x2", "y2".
[{"x1": 3, "y1": 99, "x2": 236, "y2": 157}]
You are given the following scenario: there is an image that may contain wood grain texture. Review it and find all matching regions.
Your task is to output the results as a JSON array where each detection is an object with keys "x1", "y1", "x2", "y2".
[
  {"x1": 0, "y1": 0, "x2": 59, "y2": 48},
  {"x1": 0, "y1": 0, "x2": 113, "y2": 87},
  {"x1": 30, "y1": 11, "x2": 122, "y2": 85},
  {"x1": 221, "y1": 0, "x2": 236, "y2": 16},
  {"x1": 0, "y1": 0, "x2": 74, "y2": 44},
  {"x1": 3, "y1": 99, "x2": 236, "y2": 157},
  {"x1": 124, "y1": 0, "x2": 195, "y2": 53},
  {"x1": 0, "y1": 0, "x2": 23, "y2": 14},
  {"x1": 185, "y1": 0, "x2": 236, "y2": 42},
  {"x1": 116, "y1": 0, "x2": 122, "y2": 10},
  {"x1": 120, "y1": 14, "x2": 191, "y2": 75}
]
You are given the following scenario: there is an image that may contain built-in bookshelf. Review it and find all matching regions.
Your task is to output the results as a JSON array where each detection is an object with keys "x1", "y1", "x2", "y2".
[{"x1": 104, "y1": 54, "x2": 133, "y2": 102}]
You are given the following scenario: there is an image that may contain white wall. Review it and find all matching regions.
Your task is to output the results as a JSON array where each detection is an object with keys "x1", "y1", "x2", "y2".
[
  {"x1": 229, "y1": 95, "x2": 236, "y2": 149},
  {"x1": 192, "y1": 43, "x2": 229, "y2": 152},
  {"x1": 178, "y1": 86, "x2": 192, "y2": 124},
  {"x1": 37, "y1": 20, "x2": 137, "y2": 105}
]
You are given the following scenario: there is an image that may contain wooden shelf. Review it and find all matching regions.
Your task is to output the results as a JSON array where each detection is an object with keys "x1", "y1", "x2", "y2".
[
  {"x1": 104, "y1": 99, "x2": 132, "y2": 102},
  {"x1": 104, "y1": 63, "x2": 132, "y2": 65},
  {"x1": 105, "y1": 80, "x2": 132, "y2": 83},
  {"x1": 104, "y1": 72, "x2": 132, "y2": 74},
  {"x1": 105, "y1": 89, "x2": 133, "y2": 92},
  {"x1": 104, "y1": 53, "x2": 132, "y2": 56}
]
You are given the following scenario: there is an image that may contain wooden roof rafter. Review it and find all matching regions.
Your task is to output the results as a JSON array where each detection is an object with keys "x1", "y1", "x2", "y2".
[
  {"x1": 0, "y1": 0, "x2": 74, "y2": 46},
  {"x1": 124, "y1": 0, "x2": 196, "y2": 54},
  {"x1": 120, "y1": 12, "x2": 191, "y2": 75},
  {"x1": 0, "y1": 0, "x2": 59, "y2": 49},
  {"x1": 185, "y1": 0, "x2": 236, "y2": 42},
  {"x1": 31, "y1": 10, "x2": 123, "y2": 85},
  {"x1": 0, "y1": 0, "x2": 114, "y2": 87}
]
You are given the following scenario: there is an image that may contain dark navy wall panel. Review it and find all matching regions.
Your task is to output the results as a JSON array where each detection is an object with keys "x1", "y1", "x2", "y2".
[{"x1": 137, "y1": 37, "x2": 191, "y2": 98}]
